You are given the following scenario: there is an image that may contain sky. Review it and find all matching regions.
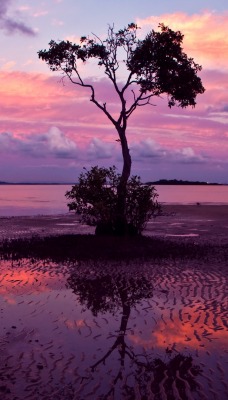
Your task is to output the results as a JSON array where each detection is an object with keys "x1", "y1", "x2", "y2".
[{"x1": 0, "y1": 0, "x2": 227, "y2": 183}]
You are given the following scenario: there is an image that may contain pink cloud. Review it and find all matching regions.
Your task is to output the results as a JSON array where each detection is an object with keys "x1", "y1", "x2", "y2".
[
  {"x1": 1, "y1": 43, "x2": 228, "y2": 183},
  {"x1": 137, "y1": 11, "x2": 228, "y2": 71}
]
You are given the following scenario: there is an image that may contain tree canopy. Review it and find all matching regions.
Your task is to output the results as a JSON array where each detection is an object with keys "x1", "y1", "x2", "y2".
[
  {"x1": 38, "y1": 23, "x2": 204, "y2": 113},
  {"x1": 38, "y1": 23, "x2": 205, "y2": 235}
]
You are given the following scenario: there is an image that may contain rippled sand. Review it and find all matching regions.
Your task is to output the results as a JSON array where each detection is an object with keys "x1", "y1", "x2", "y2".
[
  {"x1": 0, "y1": 205, "x2": 227, "y2": 399},
  {"x1": 0, "y1": 258, "x2": 227, "y2": 400}
]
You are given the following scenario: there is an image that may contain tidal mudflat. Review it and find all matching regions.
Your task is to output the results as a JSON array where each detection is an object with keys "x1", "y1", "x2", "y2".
[{"x1": 0, "y1": 256, "x2": 227, "y2": 400}]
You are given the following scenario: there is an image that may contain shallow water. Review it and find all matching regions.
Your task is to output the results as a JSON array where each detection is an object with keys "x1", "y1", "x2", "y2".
[
  {"x1": 0, "y1": 259, "x2": 227, "y2": 399},
  {"x1": 1, "y1": 184, "x2": 228, "y2": 216}
]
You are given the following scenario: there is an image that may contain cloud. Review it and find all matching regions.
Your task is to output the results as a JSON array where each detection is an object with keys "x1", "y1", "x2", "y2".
[
  {"x1": 131, "y1": 139, "x2": 208, "y2": 165},
  {"x1": 52, "y1": 19, "x2": 64, "y2": 27},
  {"x1": 0, "y1": 128, "x2": 119, "y2": 162},
  {"x1": 43, "y1": 127, "x2": 78, "y2": 158},
  {"x1": 32, "y1": 11, "x2": 48, "y2": 18},
  {"x1": 0, "y1": 0, "x2": 36, "y2": 36},
  {"x1": 87, "y1": 138, "x2": 115, "y2": 159},
  {"x1": 0, "y1": 69, "x2": 227, "y2": 183},
  {"x1": 137, "y1": 11, "x2": 228, "y2": 71},
  {"x1": 174, "y1": 147, "x2": 206, "y2": 164},
  {"x1": 131, "y1": 139, "x2": 166, "y2": 160},
  {"x1": 0, "y1": 127, "x2": 78, "y2": 159},
  {"x1": 1, "y1": 60, "x2": 16, "y2": 70}
]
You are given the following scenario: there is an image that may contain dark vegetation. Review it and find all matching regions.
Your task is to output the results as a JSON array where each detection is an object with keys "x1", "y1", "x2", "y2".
[
  {"x1": 39, "y1": 23, "x2": 204, "y2": 235},
  {"x1": 66, "y1": 166, "x2": 160, "y2": 235},
  {"x1": 1, "y1": 234, "x2": 227, "y2": 263},
  {"x1": 148, "y1": 179, "x2": 221, "y2": 185}
]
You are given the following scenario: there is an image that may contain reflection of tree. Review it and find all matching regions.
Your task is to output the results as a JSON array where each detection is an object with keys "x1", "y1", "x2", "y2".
[
  {"x1": 122, "y1": 353, "x2": 201, "y2": 400},
  {"x1": 67, "y1": 265, "x2": 201, "y2": 399},
  {"x1": 68, "y1": 267, "x2": 153, "y2": 368},
  {"x1": 68, "y1": 268, "x2": 153, "y2": 316}
]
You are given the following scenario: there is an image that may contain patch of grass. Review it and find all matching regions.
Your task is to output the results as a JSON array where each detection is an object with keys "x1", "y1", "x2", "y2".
[{"x1": 1, "y1": 234, "x2": 225, "y2": 263}]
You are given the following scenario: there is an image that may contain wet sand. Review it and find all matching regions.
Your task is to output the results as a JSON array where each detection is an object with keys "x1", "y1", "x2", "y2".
[
  {"x1": 0, "y1": 258, "x2": 227, "y2": 399},
  {"x1": 0, "y1": 205, "x2": 227, "y2": 399},
  {"x1": 145, "y1": 204, "x2": 228, "y2": 245},
  {"x1": 0, "y1": 204, "x2": 228, "y2": 245}
]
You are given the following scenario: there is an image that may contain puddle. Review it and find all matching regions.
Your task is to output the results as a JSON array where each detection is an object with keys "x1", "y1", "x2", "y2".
[
  {"x1": 0, "y1": 259, "x2": 227, "y2": 399},
  {"x1": 165, "y1": 233, "x2": 199, "y2": 237},
  {"x1": 56, "y1": 223, "x2": 78, "y2": 226},
  {"x1": 192, "y1": 219, "x2": 214, "y2": 222}
]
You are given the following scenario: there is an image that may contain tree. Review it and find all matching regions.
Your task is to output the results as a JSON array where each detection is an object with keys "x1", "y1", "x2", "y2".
[
  {"x1": 38, "y1": 22, "x2": 205, "y2": 233},
  {"x1": 65, "y1": 165, "x2": 160, "y2": 235}
]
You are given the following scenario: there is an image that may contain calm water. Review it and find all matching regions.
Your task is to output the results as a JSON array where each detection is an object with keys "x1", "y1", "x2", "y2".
[
  {"x1": 0, "y1": 259, "x2": 227, "y2": 399},
  {"x1": 0, "y1": 184, "x2": 228, "y2": 216}
]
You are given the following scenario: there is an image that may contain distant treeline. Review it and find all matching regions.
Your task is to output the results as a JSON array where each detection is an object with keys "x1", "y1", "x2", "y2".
[
  {"x1": 0, "y1": 179, "x2": 225, "y2": 186},
  {"x1": 0, "y1": 182, "x2": 73, "y2": 185},
  {"x1": 146, "y1": 179, "x2": 221, "y2": 185}
]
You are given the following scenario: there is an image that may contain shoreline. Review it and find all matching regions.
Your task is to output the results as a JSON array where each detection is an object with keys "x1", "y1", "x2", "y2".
[{"x1": 0, "y1": 204, "x2": 228, "y2": 246}]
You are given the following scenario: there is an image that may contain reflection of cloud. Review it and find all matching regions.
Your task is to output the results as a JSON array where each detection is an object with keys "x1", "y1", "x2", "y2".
[
  {"x1": 129, "y1": 312, "x2": 228, "y2": 350},
  {"x1": 0, "y1": 262, "x2": 56, "y2": 299},
  {"x1": 154, "y1": 317, "x2": 227, "y2": 348},
  {"x1": 58, "y1": 317, "x2": 85, "y2": 329},
  {"x1": 76, "y1": 319, "x2": 86, "y2": 328},
  {"x1": 0, "y1": 0, "x2": 36, "y2": 36}
]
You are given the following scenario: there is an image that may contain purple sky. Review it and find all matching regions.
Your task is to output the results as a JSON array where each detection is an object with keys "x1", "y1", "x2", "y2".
[{"x1": 0, "y1": 0, "x2": 228, "y2": 183}]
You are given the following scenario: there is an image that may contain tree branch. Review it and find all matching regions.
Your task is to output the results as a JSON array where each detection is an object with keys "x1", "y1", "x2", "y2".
[
  {"x1": 65, "y1": 66, "x2": 118, "y2": 128},
  {"x1": 126, "y1": 92, "x2": 156, "y2": 119}
]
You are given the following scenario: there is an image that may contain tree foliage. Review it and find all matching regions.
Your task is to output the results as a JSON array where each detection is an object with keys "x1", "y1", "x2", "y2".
[
  {"x1": 38, "y1": 23, "x2": 204, "y2": 110},
  {"x1": 39, "y1": 22, "x2": 204, "y2": 235},
  {"x1": 66, "y1": 166, "x2": 160, "y2": 235}
]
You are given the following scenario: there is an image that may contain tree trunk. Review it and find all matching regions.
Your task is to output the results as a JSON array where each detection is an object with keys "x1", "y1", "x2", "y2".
[{"x1": 115, "y1": 126, "x2": 132, "y2": 235}]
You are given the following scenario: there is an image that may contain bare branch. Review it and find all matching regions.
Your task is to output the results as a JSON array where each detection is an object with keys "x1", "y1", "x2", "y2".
[
  {"x1": 91, "y1": 32, "x2": 103, "y2": 44},
  {"x1": 90, "y1": 92, "x2": 118, "y2": 127},
  {"x1": 64, "y1": 66, "x2": 118, "y2": 128},
  {"x1": 131, "y1": 89, "x2": 136, "y2": 102},
  {"x1": 126, "y1": 92, "x2": 157, "y2": 119}
]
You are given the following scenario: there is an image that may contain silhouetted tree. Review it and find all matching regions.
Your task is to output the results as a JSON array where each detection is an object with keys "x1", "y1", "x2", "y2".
[
  {"x1": 66, "y1": 165, "x2": 160, "y2": 235},
  {"x1": 38, "y1": 23, "x2": 205, "y2": 234}
]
